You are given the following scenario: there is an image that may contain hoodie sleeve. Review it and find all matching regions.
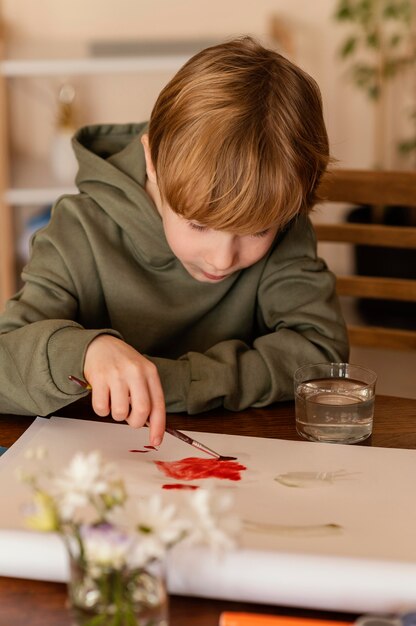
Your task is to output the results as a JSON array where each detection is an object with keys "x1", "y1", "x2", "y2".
[
  {"x1": 0, "y1": 203, "x2": 122, "y2": 416},
  {"x1": 0, "y1": 320, "x2": 120, "y2": 415},
  {"x1": 148, "y1": 218, "x2": 349, "y2": 414}
]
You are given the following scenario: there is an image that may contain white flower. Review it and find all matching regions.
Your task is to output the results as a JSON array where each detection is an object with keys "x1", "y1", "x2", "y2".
[
  {"x1": 135, "y1": 494, "x2": 189, "y2": 544},
  {"x1": 184, "y1": 488, "x2": 240, "y2": 553},
  {"x1": 130, "y1": 532, "x2": 167, "y2": 568},
  {"x1": 80, "y1": 523, "x2": 133, "y2": 570},
  {"x1": 52, "y1": 451, "x2": 120, "y2": 520},
  {"x1": 110, "y1": 494, "x2": 189, "y2": 568}
]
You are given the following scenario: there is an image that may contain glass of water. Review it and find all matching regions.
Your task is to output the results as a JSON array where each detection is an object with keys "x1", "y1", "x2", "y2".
[{"x1": 294, "y1": 363, "x2": 377, "y2": 444}]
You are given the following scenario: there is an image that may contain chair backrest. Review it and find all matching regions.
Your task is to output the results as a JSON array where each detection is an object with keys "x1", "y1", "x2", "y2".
[{"x1": 315, "y1": 169, "x2": 416, "y2": 351}]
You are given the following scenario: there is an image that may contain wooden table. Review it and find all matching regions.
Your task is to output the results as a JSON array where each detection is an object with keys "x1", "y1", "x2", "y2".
[{"x1": 1, "y1": 394, "x2": 416, "y2": 625}]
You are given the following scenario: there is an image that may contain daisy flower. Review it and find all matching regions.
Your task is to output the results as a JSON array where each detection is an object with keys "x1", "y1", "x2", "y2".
[
  {"x1": 110, "y1": 494, "x2": 189, "y2": 568},
  {"x1": 52, "y1": 451, "x2": 122, "y2": 520},
  {"x1": 185, "y1": 488, "x2": 240, "y2": 553}
]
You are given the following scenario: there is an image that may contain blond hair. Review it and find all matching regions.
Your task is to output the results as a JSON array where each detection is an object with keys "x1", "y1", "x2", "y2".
[{"x1": 148, "y1": 36, "x2": 329, "y2": 235}]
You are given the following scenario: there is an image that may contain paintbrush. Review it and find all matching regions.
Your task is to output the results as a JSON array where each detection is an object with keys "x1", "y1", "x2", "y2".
[{"x1": 68, "y1": 375, "x2": 237, "y2": 461}]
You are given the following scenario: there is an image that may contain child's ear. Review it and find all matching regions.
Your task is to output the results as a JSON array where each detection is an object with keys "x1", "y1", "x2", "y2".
[{"x1": 141, "y1": 134, "x2": 157, "y2": 184}]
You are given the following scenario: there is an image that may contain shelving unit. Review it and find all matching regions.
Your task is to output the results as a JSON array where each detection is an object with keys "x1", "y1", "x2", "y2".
[
  {"x1": 6, "y1": 155, "x2": 76, "y2": 205},
  {"x1": 0, "y1": 35, "x2": 219, "y2": 309},
  {"x1": 0, "y1": 19, "x2": 14, "y2": 308}
]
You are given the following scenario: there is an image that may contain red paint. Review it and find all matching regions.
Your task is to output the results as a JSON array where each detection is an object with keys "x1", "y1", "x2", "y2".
[
  {"x1": 155, "y1": 457, "x2": 246, "y2": 481},
  {"x1": 130, "y1": 446, "x2": 158, "y2": 453},
  {"x1": 162, "y1": 483, "x2": 199, "y2": 490}
]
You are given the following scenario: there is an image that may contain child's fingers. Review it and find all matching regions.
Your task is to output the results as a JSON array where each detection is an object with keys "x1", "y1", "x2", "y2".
[
  {"x1": 125, "y1": 370, "x2": 165, "y2": 445},
  {"x1": 91, "y1": 383, "x2": 111, "y2": 417},
  {"x1": 109, "y1": 379, "x2": 131, "y2": 422},
  {"x1": 147, "y1": 376, "x2": 166, "y2": 446},
  {"x1": 84, "y1": 336, "x2": 165, "y2": 435},
  {"x1": 126, "y1": 380, "x2": 152, "y2": 430}
]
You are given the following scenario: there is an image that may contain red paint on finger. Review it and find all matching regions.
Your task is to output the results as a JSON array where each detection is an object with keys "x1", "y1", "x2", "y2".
[
  {"x1": 144, "y1": 445, "x2": 158, "y2": 450},
  {"x1": 129, "y1": 449, "x2": 149, "y2": 453},
  {"x1": 155, "y1": 457, "x2": 246, "y2": 481},
  {"x1": 162, "y1": 483, "x2": 199, "y2": 490}
]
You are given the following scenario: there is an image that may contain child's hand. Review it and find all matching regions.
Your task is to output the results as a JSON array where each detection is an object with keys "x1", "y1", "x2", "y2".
[{"x1": 83, "y1": 335, "x2": 166, "y2": 446}]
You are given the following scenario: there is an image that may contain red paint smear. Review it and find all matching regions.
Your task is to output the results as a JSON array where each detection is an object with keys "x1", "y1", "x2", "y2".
[
  {"x1": 155, "y1": 457, "x2": 246, "y2": 481},
  {"x1": 144, "y1": 445, "x2": 158, "y2": 450},
  {"x1": 162, "y1": 483, "x2": 199, "y2": 490},
  {"x1": 129, "y1": 449, "x2": 149, "y2": 453}
]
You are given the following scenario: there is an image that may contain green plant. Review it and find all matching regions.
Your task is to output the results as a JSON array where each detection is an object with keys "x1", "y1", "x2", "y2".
[{"x1": 334, "y1": 0, "x2": 416, "y2": 168}]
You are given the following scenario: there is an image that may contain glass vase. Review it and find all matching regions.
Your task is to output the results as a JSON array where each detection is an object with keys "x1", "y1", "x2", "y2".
[{"x1": 67, "y1": 553, "x2": 169, "y2": 626}]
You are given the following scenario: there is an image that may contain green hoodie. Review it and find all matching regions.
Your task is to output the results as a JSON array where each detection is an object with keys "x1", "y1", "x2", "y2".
[{"x1": 0, "y1": 123, "x2": 349, "y2": 416}]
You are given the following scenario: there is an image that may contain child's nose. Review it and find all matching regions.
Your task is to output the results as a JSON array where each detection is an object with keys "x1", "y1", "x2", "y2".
[{"x1": 205, "y1": 235, "x2": 238, "y2": 271}]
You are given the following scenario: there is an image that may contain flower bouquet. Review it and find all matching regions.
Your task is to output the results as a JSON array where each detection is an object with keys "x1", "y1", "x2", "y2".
[{"x1": 19, "y1": 448, "x2": 239, "y2": 626}]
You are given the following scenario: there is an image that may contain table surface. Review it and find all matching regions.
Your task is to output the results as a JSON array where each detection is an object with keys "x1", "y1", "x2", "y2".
[{"x1": 1, "y1": 394, "x2": 416, "y2": 626}]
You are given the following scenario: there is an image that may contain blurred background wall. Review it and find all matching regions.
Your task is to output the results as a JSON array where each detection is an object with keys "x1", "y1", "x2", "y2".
[
  {"x1": 1, "y1": 0, "x2": 415, "y2": 398},
  {"x1": 2, "y1": 0, "x2": 379, "y2": 167}
]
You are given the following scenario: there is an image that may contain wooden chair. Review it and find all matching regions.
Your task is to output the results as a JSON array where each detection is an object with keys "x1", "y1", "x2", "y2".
[{"x1": 315, "y1": 169, "x2": 416, "y2": 351}]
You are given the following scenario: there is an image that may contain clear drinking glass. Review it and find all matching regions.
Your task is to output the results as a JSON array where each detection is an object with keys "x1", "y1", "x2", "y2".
[{"x1": 294, "y1": 362, "x2": 377, "y2": 444}]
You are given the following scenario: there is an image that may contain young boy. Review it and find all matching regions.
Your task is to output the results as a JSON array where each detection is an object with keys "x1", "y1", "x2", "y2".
[{"x1": 0, "y1": 37, "x2": 348, "y2": 445}]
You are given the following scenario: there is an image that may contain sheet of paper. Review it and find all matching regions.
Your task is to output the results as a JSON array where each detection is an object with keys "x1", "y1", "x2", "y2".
[{"x1": 1, "y1": 415, "x2": 416, "y2": 612}]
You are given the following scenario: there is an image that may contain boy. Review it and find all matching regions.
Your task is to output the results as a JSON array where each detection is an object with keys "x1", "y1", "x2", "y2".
[{"x1": 0, "y1": 37, "x2": 348, "y2": 445}]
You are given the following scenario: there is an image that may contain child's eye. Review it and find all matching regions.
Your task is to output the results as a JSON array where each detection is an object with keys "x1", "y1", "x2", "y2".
[
  {"x1": 189, "y1": 222, "x2": 207, "y2": 232},
  {"x1": 252, "y1": 228, "x2": 271, "y2": 238}
]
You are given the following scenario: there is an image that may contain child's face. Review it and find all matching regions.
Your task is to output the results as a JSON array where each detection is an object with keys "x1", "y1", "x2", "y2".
[
  {"x1": 160, "y1": 204, "x2": 278, "y2": 283},
  {"x1": 141, "y1": 133, "x2": 278, "y2": 282}
]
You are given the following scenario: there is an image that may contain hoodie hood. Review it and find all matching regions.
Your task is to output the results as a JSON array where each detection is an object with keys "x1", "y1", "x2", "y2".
[{"x1": 72, "y1": 123, "x2": 174, "y2": 267}]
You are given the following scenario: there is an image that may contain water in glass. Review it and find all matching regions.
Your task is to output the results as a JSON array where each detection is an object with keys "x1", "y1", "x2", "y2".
[{"x1": 295, "y1": 377, "x2": 374, "y2": 444}]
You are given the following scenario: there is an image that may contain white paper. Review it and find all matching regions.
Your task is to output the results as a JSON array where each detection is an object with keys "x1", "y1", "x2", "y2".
[{"x1": 1, "y1": 416, "x2": 416, "y2": 612}]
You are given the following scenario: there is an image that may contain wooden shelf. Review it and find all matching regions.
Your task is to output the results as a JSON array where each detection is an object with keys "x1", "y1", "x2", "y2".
[
  {"x1": 0, "y1": 39, "x2": 218, "y2": 77},
  {"x1": 1, "y1": 54, "x2": 194, "y2": 77},
  {"x1": 6, "y1": 156, "x2": 76, "y2": 205}
]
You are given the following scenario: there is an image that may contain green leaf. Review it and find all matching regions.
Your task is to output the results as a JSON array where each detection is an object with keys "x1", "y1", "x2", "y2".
[
  {"x1": 383, "y1": 63, "x2": 395, "y2": 77},
  {"x1": 368, "y1": 84, "x2": 381, "y2": 99},
  {"x1": 389, "y1": 32, "x2": 402, "y2": 47},
  {"x1": 351, "y1": 63, "x2": 380, "y2": 97},
  {"x1": 334, "y1": 0, "x2": 355, "y2": 20},
  {"x1": 335, "y1": 7, "x2": 354, "y2": 20},
  {"x1": 366, "y1": 31, "x2": 380, "y2": 48},
  {"x1": 394, "y1": 0, "x2": 412, "y2": 21},
  {"x1": 384, "y1": 2, "x2": 401, "y2": 18},
  {"x1": 356, "y1": 0, "x2": 374, "y2": 26},
  {"x1": 340, "y1": 35, "x2": 358, "y2": 57},
  {"x1": 353, "y1": 64, "x2": 377, "y2": 83},
  {"x1": 398, "y1": 138, "x2": 416, "y2": 154}
]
